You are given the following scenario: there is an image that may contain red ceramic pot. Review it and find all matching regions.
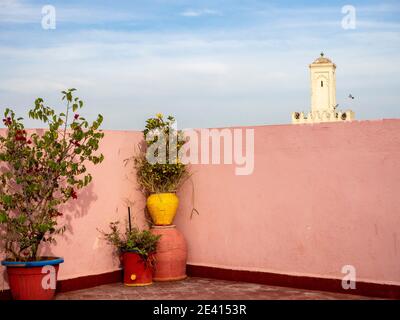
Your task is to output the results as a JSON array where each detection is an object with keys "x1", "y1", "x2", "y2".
[
  {"x1": 122, "y1": 251, "x2": 153, "y2": 286},
  {"x1": 151, "y1": 225, "x2": 187, "y2": 281},
  {"x1": 1, "y1": 257, "x2": 64, "y2": 300}
]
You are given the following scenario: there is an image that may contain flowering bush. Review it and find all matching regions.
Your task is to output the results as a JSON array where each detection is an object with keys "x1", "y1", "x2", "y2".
[
  {"x1": 100, "y1": 221, "x2": 161, "y2": 264},
  {"x1": 134, "y1": 114, "x2": 189, "y2": 194},
  {"x1": 0, "y1": 89, "x2": 104, "y2": 261}
]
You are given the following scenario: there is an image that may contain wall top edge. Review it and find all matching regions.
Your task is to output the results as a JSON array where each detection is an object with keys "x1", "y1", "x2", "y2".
[{"x1": 0, "y1": 118, "x2": 399, "y2": 133}]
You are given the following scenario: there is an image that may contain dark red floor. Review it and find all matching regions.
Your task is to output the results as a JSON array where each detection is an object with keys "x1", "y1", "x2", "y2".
[{"x1": 56, "y1": 277, "x2": 377, "y2": 300}]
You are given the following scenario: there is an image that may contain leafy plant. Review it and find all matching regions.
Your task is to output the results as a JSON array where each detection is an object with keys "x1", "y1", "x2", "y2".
[
  {"x1": 134, "y1": 113, "x2": 190, "y2": 194},
  {"x1": 100, "y1": 221, "x2": 161, "y2": 263},
  {"x1": 0, "y1": 89, "x2": 105, "y2": 261}
]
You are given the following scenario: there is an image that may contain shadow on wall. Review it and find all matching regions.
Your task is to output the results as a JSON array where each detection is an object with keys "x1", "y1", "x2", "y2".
[
  {"x1": 177, "y1": 176, "x2": 200, "y2": 223},
  {"x1": 122, "y1": 140, "x2": 153, "y2": 229},
  {"x1": 39, "y1": 183, "x2": 98, "y2": 258}
]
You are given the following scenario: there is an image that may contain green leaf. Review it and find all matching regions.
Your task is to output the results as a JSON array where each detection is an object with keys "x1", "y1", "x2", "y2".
[
  {"x1": 1, "y1": 195, "x2": 13, "y2": 205},
  {"x1": 0, "y1": 212, "x2": 7, "y2": 223}
]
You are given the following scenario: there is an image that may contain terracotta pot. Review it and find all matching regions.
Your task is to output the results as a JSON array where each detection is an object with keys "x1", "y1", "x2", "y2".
[
  {"x1": 1, "y1": 257, "x2": 64, "y2": 300},
  {"x1": 147, "y1": 193, "x2": 179, "y2": 225},
  {"x1": 151, "y1": 225, "x2": 187, "y2": 281},
  {"x1": 121, "y1": 251, "x2": 153, "y2": 286}
]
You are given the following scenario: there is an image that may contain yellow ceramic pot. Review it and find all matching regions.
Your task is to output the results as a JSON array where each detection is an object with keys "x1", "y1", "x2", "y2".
[{"x1": 147, "y1": 193, "x2": 179, "y2": 225}]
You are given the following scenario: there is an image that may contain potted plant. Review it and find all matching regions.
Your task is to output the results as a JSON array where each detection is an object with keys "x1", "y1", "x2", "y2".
[
  {"x1": 134, "y1": 113, "x2": 189, "y2": 226},
  {"x1": 0, "y1": 89, "x2": 105, "y2": 300},
  {"x1": 100, "y1": 219, "x2": 161, "y2": 286}
]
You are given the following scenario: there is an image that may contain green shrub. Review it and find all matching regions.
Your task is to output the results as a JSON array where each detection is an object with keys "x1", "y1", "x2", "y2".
[
  {"x1": 0, "y1": 89, "x2": 104, "y2": 261},
  {"x1": 100, "y1": 221, "x2": 161, "y2": 263},
  {"x1": 134, "y1": 113, "x2": 189, "y2": 194}
]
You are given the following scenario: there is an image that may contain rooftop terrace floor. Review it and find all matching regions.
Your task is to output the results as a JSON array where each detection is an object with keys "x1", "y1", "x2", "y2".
[{"x1": 55, "y1": 277, "x2": 376, "y2": 300}]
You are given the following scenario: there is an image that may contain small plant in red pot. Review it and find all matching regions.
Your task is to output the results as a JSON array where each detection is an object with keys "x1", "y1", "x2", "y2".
[
  {"x1": 0, "y1": 89, "x2": 105, "y2": 300},
  {"x1": 100, "y1": 220, "x2": 161, "y2": 286}
]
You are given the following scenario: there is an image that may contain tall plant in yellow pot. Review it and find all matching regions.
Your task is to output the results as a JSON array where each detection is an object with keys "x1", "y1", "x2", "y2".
[{"x1": 134, "y1": 114, "x2": 189, "y2": 226}]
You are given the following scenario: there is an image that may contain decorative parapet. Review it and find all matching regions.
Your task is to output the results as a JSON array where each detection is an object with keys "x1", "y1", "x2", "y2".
[{"x1": 291, "y1": 109, "x2": 355, "y2": 124}]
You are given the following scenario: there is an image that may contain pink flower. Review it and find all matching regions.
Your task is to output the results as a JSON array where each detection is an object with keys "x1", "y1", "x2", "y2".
[{"x1": 2, "y1": 117, "x2": 11, "y2": 126}]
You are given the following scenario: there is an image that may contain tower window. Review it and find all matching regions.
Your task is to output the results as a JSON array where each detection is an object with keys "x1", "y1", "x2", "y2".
[{"x1": 321, "y1": 81, "x2": 324, "y2": 87}]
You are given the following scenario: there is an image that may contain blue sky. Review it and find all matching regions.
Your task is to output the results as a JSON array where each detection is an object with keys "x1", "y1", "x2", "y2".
[{"x1": 0, "y1": 0, "x2": 399, "y2": 129}]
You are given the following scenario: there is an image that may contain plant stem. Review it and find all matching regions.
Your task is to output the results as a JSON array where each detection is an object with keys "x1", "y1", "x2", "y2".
[{"x1": 128, "y1": 207, "x2": 132, "y2": 232}]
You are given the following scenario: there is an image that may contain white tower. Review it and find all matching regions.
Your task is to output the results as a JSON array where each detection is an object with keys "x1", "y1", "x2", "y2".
[
  {"x1": 310, "y1": 52, "x2": 336, "y2": 113},
  {"x1": 292, "y1": 53, "x2": 355, "y2": 124}
]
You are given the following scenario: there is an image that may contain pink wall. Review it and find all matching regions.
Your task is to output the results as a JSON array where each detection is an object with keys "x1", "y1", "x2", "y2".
[
  {"x1": 1, "y1": 119, "x2": 400, "y2": 290},
  {"x1": 176, "y1": 119, "x2": 400, "y2": 285},
  {"x1": 1, "y1": 130, "x2": 147, "y2": 290}
]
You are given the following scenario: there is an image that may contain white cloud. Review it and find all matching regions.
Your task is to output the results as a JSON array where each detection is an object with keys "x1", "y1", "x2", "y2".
[
  {"x1": 0, "y1": 0, "x2": 140, "y2": 24},
  {"x1": 180, "y1": 9, "x2": 220, "y2": 17},
  {"x1": 357, "y1": 3, "x2": 400, "y2": 13},
  {"x1": 0, "y1": 0, "x2": 39, "y2": 23},
  {"x1": 1, "y1": 25, "x2": 399, "y2": 129},
  {"x1": 176, "y1": 61, "x2": 228, "y2": 75},
  {"x1": 0, "y1": 2, "x2": 399, "y2": 129}
]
